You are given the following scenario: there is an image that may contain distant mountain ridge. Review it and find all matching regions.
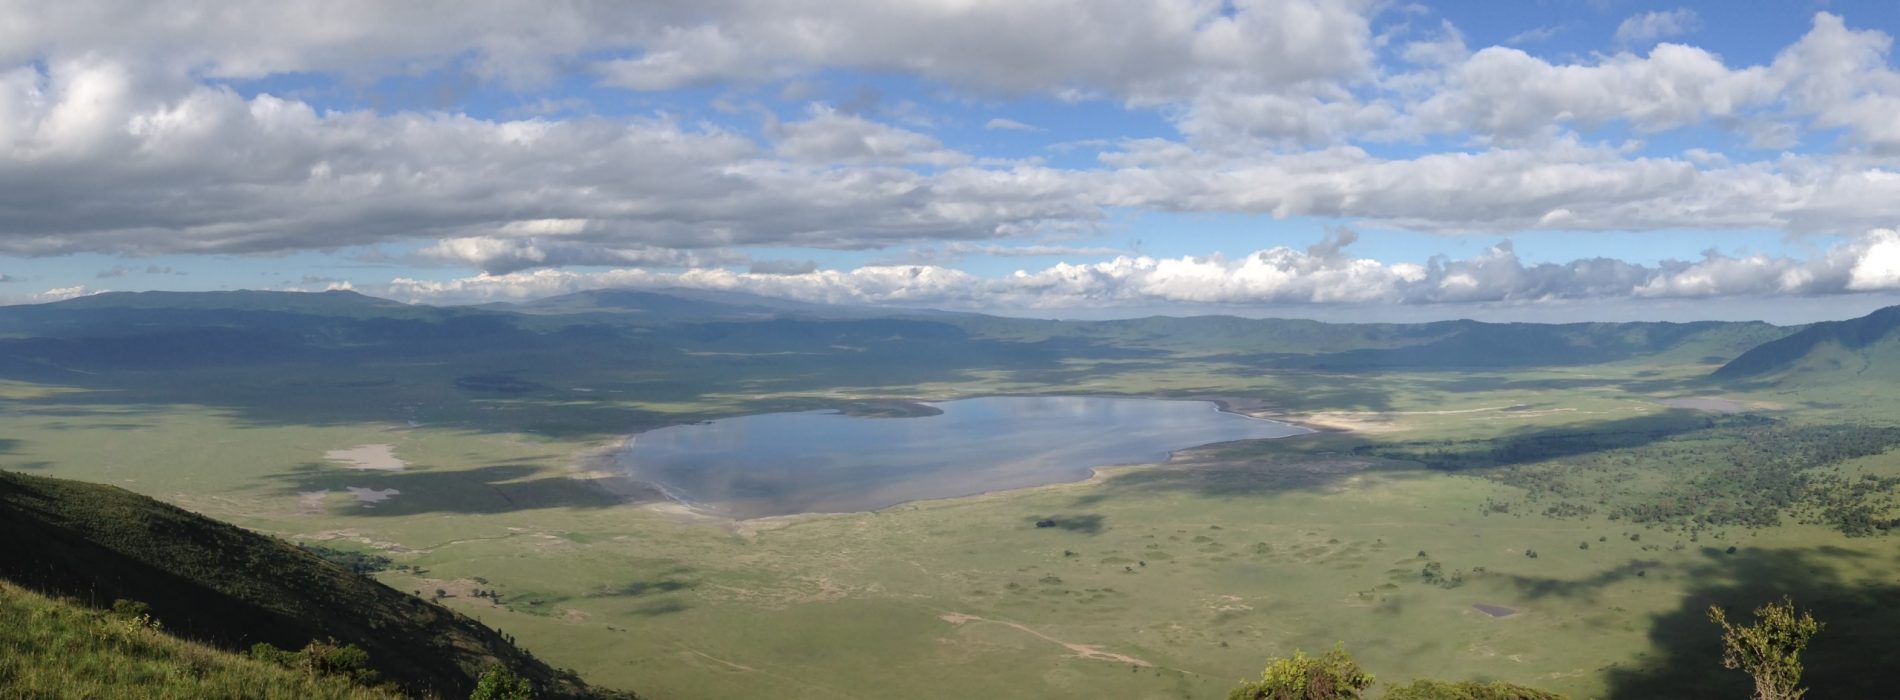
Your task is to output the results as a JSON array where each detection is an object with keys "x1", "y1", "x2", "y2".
[
  {"x1": 0, "y1": 288, "x2": 1805, "y2": 377},
  {"x1": 484, "y1": 287, "x2": 960, "y2": 321},
  {"x1": 1714, "y1": 305, "x2": 1900, "y2": 382}
]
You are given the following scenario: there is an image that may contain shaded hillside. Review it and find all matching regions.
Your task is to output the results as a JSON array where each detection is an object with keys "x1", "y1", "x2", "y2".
[
  {"x1": 0, "y1": 470, "x2": 629, "y2": 699},
  {"x1": 955, "y1": 314, "x2": 1790, "y2": 370},
  {"x1": 0, "y1": 580, "x2": 402, "y2": 699},
  {"x1": 1714, "y1": 305, "x2": 1900, "y2": 382}
]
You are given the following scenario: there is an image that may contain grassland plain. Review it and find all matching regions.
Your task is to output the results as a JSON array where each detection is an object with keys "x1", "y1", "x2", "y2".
[
  {"x1": 4, "y1": 348, "x2": 1898, "y2": 698},
  {"x1": 0, "y1": 580, "x2": 401, "y2": 699}
]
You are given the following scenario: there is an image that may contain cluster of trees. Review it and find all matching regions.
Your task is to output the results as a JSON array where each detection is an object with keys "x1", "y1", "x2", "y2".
[
  {"x1": 1407, "y1": 420, "x2": 1900, "y2": 537},
  {"x1": 1230, "y1": 598, "x2": 1823, "y2": 700},
  {"x1": 249, "y1": 638, "x2": 382, "y2": 687},
  {"x1": 1418, "y1": 560, "x2": 1465, "y2": 589},
  {"x1": 249, "y1": 638, "x2": 544, "y2": 699},
  {"x1": 299, "y1": 543, "x2": 393, "y2": 575}
]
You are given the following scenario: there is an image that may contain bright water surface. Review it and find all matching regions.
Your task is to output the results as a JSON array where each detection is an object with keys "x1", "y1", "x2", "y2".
[{"x1": 616, "y1": 396, "x2": 1308, "y2": 518}]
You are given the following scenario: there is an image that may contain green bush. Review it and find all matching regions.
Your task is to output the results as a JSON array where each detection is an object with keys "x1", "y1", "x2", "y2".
[
  {"x1": 249, "y1": 638, "x2": 381, "y2": 685},
  {"x1": 108, "y1": 599, "x2": 150, "y2": 620},
  {"x1": 471, "y1": 665, "x2": 536, "y2": 700},
  {"x1": 1228, "y1": 643, "x2": 1375, "y2": 700},
  {"x1": 1383, "y1": 679, "x2": 1568, "y2": 699}
]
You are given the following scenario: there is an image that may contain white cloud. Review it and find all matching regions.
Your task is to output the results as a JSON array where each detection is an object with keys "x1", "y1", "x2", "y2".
[
  {"x1": 10, "y1": 3, "x2": 1900, "y2": 301},
  {"x1": 773, "y1": 105, "x2": 967, "y2": 166},
  {"x1": 416, "y1": 237, "x2": 748, "y2": 274},
  {"x1": 1614, "y1": 9, "x2": 1701, "y2": 46},
  {"x1": 0, "y1": 58, "x2": 1104, "y2": 256},
  {"x1": 748, "y1": 259, "x2": 819, "y2": 275},
  {"x1": 33, "y1": 285, "x2": 104, "y2": 302},
  {"x1": 378, "y1": 230, "x2": 1900, "y2": 309},
  {"x1": 1847, "y1": 229, "x2": 1900, "y2": 290},
  {"x1": 1406, "y1": 42, "x2": 1777, "y2": 139},
  {"x1": 593, "y1": 0, "x2": 1378, "y2": 102},
  {"x1": 984, "y1": 118, "x2": 1041, "y2": 132},
  {"x1": 1504, "y1": 25, "x2": 1563, "y2": 46}
]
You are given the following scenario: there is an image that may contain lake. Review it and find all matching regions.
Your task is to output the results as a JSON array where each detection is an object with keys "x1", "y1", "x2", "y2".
[{"x1": 615, "y1": 396, "x2": 1309, "y2": 519}]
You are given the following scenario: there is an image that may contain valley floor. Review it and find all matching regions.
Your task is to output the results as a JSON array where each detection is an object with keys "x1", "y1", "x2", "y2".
[{"x1": 5, "y1": 359, "x2": 1898, "y2": 698}]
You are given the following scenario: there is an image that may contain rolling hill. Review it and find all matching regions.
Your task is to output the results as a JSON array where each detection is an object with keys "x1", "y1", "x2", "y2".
[
  {"x1": 0, "y1": 470, "x2": 632, "y2": 699},
  {"x1": 1714, "y1": 305, "x2": 1900, "y2": 383}
]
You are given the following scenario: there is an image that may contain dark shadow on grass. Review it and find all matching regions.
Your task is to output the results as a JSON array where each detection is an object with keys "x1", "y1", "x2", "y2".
[
  {"x1": 1089, "y1": 432, "x2": 1384, "y2": 500},
  {"x1": 1495, "y1": 545, "x2": 1900, "y2": 699},
  {"x1": 267, "y1": 464, "x2": 661, "y2": 517},
  {"x1": 592, "y1": 567, "x2": 699, "y2": 598},
  {"x1": 627, "y1": 599, "x2": 690, "y2": 616},
  {"x1": 1353, "y1": 412, "x2": 1739, "y2": 472},
  {"x1": 1027, "y1": 513, "x2": 1106, "y2": 534},
  {"x1": 1501, "y1": 559, "x2": 1663, "y2": 601}
]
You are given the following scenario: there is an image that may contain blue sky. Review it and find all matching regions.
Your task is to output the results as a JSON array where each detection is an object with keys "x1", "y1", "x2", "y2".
[{"x1": 6, "y1": 1, "x2": 1900, "y2": 322}]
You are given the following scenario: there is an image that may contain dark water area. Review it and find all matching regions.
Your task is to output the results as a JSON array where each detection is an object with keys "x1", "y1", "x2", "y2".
[{"x1": 616, "y1": 396, "x2": 1309, "y2": 519}]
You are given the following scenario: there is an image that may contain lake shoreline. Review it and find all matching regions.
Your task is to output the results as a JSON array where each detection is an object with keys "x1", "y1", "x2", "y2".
[{"x1": 584, "y1": 394, "x2": 1320, "y2": 523}]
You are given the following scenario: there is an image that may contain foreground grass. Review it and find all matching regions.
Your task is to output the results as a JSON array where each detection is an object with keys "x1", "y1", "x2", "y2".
[{"x1": 0, "y1": 581, "x2": 399, "y2": 699}]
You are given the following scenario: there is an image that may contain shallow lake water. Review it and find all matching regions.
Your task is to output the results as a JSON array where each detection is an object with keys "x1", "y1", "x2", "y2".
[{"x1": 615, "y1": 396, "x2": 1308, "y2": 519}]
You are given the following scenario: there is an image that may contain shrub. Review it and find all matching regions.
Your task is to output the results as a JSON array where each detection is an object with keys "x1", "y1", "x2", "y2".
[
  {"x1": 471, "y1": 665, "x2": 536, "y2": 700},
  {"x1": 1384, "y1": 679, "x2": 1567, "y2": 699},
  {"x1": 249, "y1": 638, "x2": 380, "y2": 686},
  {"x1": 1228, "y1": 643, "x2": 1374, "y2": 700}
]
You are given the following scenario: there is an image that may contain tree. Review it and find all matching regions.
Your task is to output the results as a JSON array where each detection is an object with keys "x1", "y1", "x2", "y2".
[
  {"x1": 471, "y1": 665, "x2": 536, "y2": 700},
  {"x1": 1708, "y1": 597, "x2": 1823, "y2": 700},
  {"x1": 1229, "y1": 643, "x2": 1375, "y2": 700}
]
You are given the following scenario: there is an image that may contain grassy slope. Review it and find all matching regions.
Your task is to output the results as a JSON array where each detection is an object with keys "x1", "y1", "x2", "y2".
[
  {"x1": 0, "y1": 580, "x2": 400, "y2": 700},
  {"x1": 1714, "y1": 305, "x2": 1900, "y2": 381},
  {"x1": 0, "y1": 470, "x2": 620, "y2": 699}
]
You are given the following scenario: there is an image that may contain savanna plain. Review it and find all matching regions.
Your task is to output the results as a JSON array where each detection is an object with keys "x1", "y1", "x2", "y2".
[{"x1": 5, "y1": 290, "x2": 1899, "y2": 699}]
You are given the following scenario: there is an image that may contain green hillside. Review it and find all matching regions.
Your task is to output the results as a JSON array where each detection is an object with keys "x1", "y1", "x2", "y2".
[
  {"x1": 0, "y1": 470, "x2": 628, "y2": 699},
  {"x1": 0, "y1": 579, "x2": 402, "y2": 699},
  {"x1": 1714, "y1": 305, "x2": 1900, "y2": 383}
]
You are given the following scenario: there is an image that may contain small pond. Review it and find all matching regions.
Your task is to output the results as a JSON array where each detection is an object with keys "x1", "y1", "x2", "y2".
[{"x1": 616, "y1": 396, "x2": 1308, "y2": 519}]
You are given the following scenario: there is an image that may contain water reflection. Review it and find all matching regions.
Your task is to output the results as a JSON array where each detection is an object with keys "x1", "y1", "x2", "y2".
[{"x1": 616, "y1": 396, "x2": 1307, "y2": 518}]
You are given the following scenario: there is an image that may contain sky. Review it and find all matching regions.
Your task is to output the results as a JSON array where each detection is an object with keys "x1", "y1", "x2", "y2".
[{"x1": 8, "y1": 1, "x2": 1900, "y2": 322}]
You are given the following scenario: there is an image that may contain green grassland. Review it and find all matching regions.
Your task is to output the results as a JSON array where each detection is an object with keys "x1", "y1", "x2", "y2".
[
  {"x1": 0, "y1": 580, "x2": 402, "y2": 699},
  {"x1": 4, "y1": 291, "x2": 1899, "y2": 698}
]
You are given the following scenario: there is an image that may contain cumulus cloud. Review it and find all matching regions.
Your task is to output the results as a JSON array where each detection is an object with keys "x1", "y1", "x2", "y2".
[
  {"x1": 984, "y1": 118, "x2": 1042, "y2": 132},
  {"x1": 417, "y1": 237, "x2": 747, "y2": 274},
  {"x1": 33, "y1": 285, "x2": 105, "y2": 302},
  {"x1": 376, "y1": 230, "x2": 1900, "y2": 309},
  {"x1": 875, "y1": 242, "x2": 1126, "y2": 265},
  {"x1": 772, "y1": 105, "x2": 968, "y2": 166},
  {"x1": 592, "y1": 0, "x2": 1378, "y2": 101},
  {"x1": 1614, "y1": 9, "x2": 1701, "y2": 46},
  {"x1": 1099, "y1": 138, "x2": 1900, "y2": 234},
  {"x1": 10, "y1": 1, "x2": 1900, "y2": 310},
  {"x1": 9, "y1": 44, "x2": 1900, "y2": 264},
  {"x1": 0, "y1": 58, "x2": 1101, "y2": 256},
  {"x1": 748, "y1": 259, "x2": 820, "y2": 275}
]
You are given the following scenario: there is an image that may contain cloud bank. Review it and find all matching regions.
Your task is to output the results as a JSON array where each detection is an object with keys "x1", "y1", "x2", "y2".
[
  {"x1": 378, "y1": 230, "x2": 1900, "y2": 309},
  {"x1": 8, "y1": 3, "x2": 1900, "y2": 311}
]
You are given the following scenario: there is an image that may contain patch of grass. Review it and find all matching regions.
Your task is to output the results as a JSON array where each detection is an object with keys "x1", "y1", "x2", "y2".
[{"x1": 0, "y1": 580, "x2": 401, "y2": 699}]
